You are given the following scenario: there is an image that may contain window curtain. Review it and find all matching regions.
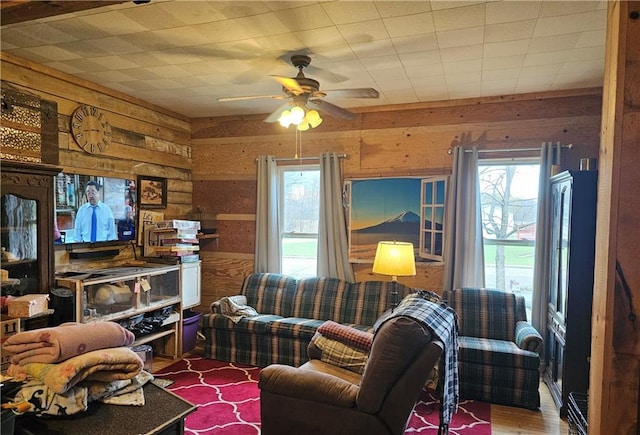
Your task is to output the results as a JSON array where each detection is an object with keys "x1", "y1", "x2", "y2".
[
  {"x1": 531, "y1": 142, "x2": 556, "y2": 332},
  {"x1": 317, "y1": 152, "x2": 355, "y2": 281},
  {"x1": 443, "y1": 145, "x2": 485, "y2": 291},
  {"x1": 254, "y1": 155, "x2": 280, "y2": 273}
]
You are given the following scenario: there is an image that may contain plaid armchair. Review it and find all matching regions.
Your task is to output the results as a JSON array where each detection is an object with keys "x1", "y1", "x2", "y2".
[{"x1": 443, "y1": 287, "x2": 542, "y2": 410}]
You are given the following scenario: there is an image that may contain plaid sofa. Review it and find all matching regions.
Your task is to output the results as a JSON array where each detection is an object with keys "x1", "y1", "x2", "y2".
[
  {"x1": 443, "y1": 287, "x2": 543, "y2": 410},
  {"x1": 202, "y1": 273, "x2": 410, "y2": 367}
]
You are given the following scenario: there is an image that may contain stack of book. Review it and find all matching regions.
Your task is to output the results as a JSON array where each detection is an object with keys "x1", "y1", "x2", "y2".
[{"x1": 147, "y1": 220, "x2": 201, "y2": 262}]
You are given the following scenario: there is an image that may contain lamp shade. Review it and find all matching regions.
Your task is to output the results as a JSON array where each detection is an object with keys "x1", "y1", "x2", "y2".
[{"x1": 372, "y1": 241, "x2": 416, "y2": 278}]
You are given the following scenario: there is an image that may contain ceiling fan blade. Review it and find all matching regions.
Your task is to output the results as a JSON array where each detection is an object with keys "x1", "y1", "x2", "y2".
[
  {"x1": 324, "y1": 88, "x2": 379, "y2": 99},
  {"x1": 309, "y1": 99, "x2": 356, "y2": 121},
  {"x1": 270, "y1": 75, "x2": 304, "y2": 94},
  {"x1": 217, "y1": 95, "x2": 286, "y2": 102},
  {"x1": 264, "y1": 102, "x2": 293, "y2": 123}
]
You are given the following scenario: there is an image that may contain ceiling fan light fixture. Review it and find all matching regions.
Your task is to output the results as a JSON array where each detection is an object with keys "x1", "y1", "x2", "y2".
[
  {"x1": 289, "y1": 106, "x2": 305, "y2": 125},
  {"x1": 306, "y1": 109, "x2": 322, "y2": 128},
  {"x1": 278, "y1": 109, "x2": 292, "y2": 127},
  {"x1": 297, "y1": 120, "x2": 310, "y2": 131}
]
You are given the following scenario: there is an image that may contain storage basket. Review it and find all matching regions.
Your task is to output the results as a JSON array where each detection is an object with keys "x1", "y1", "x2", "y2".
[{"x1": 567, "y1": 392, "x2": 588, "y2": 435}]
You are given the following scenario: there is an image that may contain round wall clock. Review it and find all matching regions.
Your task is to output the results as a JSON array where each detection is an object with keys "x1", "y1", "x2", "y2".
[{"x1": 71, "y1": 105, "x2": 112, "y2": 154}]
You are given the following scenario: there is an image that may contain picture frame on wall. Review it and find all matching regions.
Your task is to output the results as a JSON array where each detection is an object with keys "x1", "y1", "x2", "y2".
[{"x1": 137, "y1": 175, "x2": 167, "y2": 209}]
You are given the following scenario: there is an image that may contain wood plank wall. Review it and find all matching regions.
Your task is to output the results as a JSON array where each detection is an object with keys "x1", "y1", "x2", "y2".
[
  {"x1": 589, "y1": 1, "x2": 640, "y2": 433},
  {"x1": 190, "y1": 88, "x2": 602, "y2": 310},
  {"x1": 0, "y1": 52, "x2": 193, "y2": 272}
]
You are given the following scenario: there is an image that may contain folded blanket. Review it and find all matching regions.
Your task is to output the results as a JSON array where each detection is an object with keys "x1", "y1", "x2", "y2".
[
  {"x1": 317, "y1": 320, "x2": 373, "y2": 352},
  {"x1": 14, "y1": 371, "x2": 153, "y2": 416},
  {"x1": 4, "y1": 321, "x2": 135, "y2": 366},
  {"x1": 7, "y1": 347, "x2": 143, "y2": 394},
  {"x1": 215, "y1": 295, "x2": 258, "y2": 323}
]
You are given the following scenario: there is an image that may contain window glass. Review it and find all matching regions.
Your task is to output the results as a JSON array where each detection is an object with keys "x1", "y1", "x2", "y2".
[
  {"x1": 479, "y1": 162, "x2": 540, "y2": 312},
  {"x1": 279, "y1": 166, "x2": 319, "y2": 278}
]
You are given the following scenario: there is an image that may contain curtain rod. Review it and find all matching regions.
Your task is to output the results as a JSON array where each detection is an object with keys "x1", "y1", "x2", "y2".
[
  {"x1": 447, "y1": 144, "x2": 572, "y2": 155},
  {"x1": 256, "y1": 153, "x2": 347, "y2": 162}
]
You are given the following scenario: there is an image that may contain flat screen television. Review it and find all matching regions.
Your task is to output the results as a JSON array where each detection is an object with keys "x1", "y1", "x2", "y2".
[{"x1": 54, "y1": 172, "x2": 137, "y2": 247}]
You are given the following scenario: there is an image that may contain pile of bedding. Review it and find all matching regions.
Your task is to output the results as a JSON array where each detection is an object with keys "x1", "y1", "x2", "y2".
[{"x1": 2, "y1": 321, "x2": 148, "y2": 416}]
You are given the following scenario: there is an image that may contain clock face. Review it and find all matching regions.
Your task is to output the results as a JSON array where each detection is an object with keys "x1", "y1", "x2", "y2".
[{"x1": 71, "y1": 105, "x2": 112, "y2": 154}]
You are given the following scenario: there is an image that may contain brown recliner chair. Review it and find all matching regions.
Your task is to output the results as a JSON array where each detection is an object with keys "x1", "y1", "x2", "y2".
[{"x1": 258, "y1": 315, "x2": 444, "y2": 435}]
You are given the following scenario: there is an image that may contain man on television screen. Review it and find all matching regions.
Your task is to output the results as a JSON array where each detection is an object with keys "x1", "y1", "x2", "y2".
[{"x1": 73, "y1": 180, "x2": 117, "y2": 242}]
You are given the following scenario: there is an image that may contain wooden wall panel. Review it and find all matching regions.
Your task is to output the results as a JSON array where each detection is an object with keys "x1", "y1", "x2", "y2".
[
  {"x1": 191, "y1": 90, "x2": 603, "y2": 311},
  {"x1": 1, "y1": 53, "x2": 193, "y2": 272}
]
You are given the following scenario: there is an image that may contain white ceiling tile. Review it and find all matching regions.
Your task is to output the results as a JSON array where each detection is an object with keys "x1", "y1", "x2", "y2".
[
  {"x1": 430, "y1": 1, "x2": 486, "y2": 12},
  {"x1": 338, "y1": 20, "x2": 389, "y2": 44},
  {"x1": 576, "y1": 29, "x2": 607, "y2": 48},
  {"x1": 350, "y1": 38, "x2": 397, "y2": 59},
  {"x1": 482, "y1": 55, "x2": 525, "y2": 70},
  {"x1": 80, "y1": 70, "x2": 139, "y2": 83},
  {"x1": 557, "y1": 59, "x2": 603, "y2": 76},
  {"x1": 482, "y1": 68, "x2": 521, "y2": 81},
  {"x1": 76, "y1": 11, "x2": 151, "y2": 35},
  {"x1": 484, "y1": 39, "x2": 530, "y2": 58},
  {"x1": 432, "y1": 3, "x2": 486, "y2": 32},
  {"x1": 539, "y1": 1, "x2": 601, "y2": 17},
  {"x1": 118, "y1": 4, "x2": 186, "y2": 30},
  {"x1": 45, "y1": 18, "x2": 112, "y2": 40},
  {"x1": 144, "y1": 64, "x2": 194, "y2": 78},
  {"x1": 233, "y1": 13, "x2": 291, "y2": 39},
  {"x1": 1, "y1": 23, "x2": 77, "y2": 47},
  {"x1": 440, "y1": 44, "x2": 483, "y2": 63},
  {"x1": 360, "y1": 54, "x2": 403, "y2": 71},
  {"x1": 321, "y1": 1, "x2": 380, "y2": 25},
  {"x1": 42, "y1": 61, "x2": 84, "y2": 75},
  {"x1": 193, "y1": 20, "x2": 252, "y2": 43},
  {"x1": 436, "y1": 26, "x2": 484, "y2": 49},
  {"x1": 533, "y1": 10, "x2": 606, "y2": 38},
  {"x1": 368, "y1": 66, "x2": 409, "y2": 82},
  {"x1": 482, "y1": 78, "x2": 517, "y2": 93},
  {"x1": 155, "y1": 1, "x2": 227, "y2": 25},
  {"x1": 374, "y1": 1, "x2": 432, "y2": 18},
  {"x1": 568, "y1": 45, "x2": 605, "y2": 62},
  {"x1": 22, "y1": 45, "x2": 81, "y2": 62},
  {"x1": 443, "y1": 61, "x2": 483, "y2": 80},
  {"x1": 406, "y1": 63, "x2": 446, "y2": 80},
  {"x1": 391, "y1": 33, "x2": 439, "y2": 54},
  {"x1": 523, "y1": 50, "x2": 571, "y2": 67},
  {"x1": 399, "y1": 50, "x2": 443, "y2": 68},
  {"x1": 448, "y1": 83, "x2": 482, "y2": 99},
  {"x1": 383, "y1": 13, "x2": 435, "y2": 38},
  {"x1": 484, "y1": 20, "x2": 536, "y2": 43},
  {"x1": 88, "y1": 36, "x2": 149, "y2": 55},
  {"x1": 89, "y1": 55, "x2": 141, "y2": 70},
  {"x1": 273, "y1": 4, "x2": 334, "y2": 32},
  {"x1": 519, "y1": 63, "x2": 563, "y2": 79},
  {"x1": 528, "y1": 33, "x2": 581, "y2": 54},
  {"x1": 486, "y1": 1, "x2": 541, "y2": 25}
]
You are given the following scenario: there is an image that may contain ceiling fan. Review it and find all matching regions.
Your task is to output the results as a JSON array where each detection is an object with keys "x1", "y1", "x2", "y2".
[{"x1": 217, "y1": 55, "x2": 379, "y2": 126}]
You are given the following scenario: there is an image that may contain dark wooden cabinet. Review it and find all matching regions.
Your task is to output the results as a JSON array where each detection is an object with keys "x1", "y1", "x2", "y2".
[
  {"x1": 1, "y1": 160, "x2": 60, "y2": 295},
  {"x1": 543, "y1": 170, "x2": 597, "y2": 416}
]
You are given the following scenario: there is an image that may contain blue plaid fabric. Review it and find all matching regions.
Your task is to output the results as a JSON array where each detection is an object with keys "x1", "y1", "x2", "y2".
[
  {"x1": 203, "y1": 273, "x2": 412, "y2": 368},
  {"x1": 375, "y1": 292, "x2": 459, "y2": 427}
]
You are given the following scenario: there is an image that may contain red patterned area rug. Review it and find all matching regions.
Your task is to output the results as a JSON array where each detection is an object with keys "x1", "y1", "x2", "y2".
[{"x1": 153, "y1": 357, "x2": 491, "y2": 435}]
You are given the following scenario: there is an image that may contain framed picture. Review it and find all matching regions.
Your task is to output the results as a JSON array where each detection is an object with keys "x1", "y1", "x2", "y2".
[
  {"x1": 345, "y1": 176, "x2": 447, "y2": 264},
  {"x1": 137, "y1": 175, "x2": 167, "y2": 209}
]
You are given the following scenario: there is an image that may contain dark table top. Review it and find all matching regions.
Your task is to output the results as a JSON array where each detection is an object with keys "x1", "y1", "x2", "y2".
[{"x1": 13, "y1": 382, "x2": 196, "y2": 435}]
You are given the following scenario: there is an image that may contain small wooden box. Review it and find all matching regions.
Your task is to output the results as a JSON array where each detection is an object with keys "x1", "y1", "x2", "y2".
[
  {"x1": 7, "y1": 294, "x2": 49, "y2": 318},
  {"x1": 1, "y1": 317, "x2": 21, "y2": 372}
]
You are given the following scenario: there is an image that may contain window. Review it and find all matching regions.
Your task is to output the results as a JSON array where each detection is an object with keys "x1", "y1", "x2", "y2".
[
  {"x1": 279, "y1": 165, "x2": 320, "y2": 278},
  {"x1": 420, "y1": 178, "x2": 447, "y2": 261},
  {"x1": 479, "y1": 161, "x2": 540, "y2": 312}
]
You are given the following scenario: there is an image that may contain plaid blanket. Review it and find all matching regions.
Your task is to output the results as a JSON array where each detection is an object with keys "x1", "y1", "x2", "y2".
[{"x1": 376, "y1": 291, "x2": 459, "y2": 428}]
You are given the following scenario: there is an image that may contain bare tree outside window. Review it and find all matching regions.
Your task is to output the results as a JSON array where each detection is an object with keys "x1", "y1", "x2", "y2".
[{"x1": 479, "y1": 163, "x2": 539, "y2": 309}]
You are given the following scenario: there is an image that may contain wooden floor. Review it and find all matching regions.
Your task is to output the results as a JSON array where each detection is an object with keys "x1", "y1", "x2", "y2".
[{"x1": 152, "y1": 343, "x2": 568, "y2": 435}]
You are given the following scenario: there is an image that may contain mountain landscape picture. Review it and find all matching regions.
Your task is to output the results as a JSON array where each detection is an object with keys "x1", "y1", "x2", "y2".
[{"x1": 349, "y1": 178, "x2": 424, "y2": 262}]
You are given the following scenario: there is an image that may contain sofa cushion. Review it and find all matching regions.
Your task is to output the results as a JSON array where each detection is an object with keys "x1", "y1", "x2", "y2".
[
  {"x1": 317, "y1": 320, "x2": 373, "y2": 352},
  {"x1": 292, "y1": 277, "x2": 350, "y2": 320},
  {"x1": 445, "y1": 288, "x2": 520, "y2": 341},
  {"x1": 268, "y1": 317, "x2": 325, "y2": 340},
  {"x1": 458, "y1": 336, "x2": 540, "y2": 370},
  {"x1": 205, "y1": 313, "x2": 284, "y2": 334},
  {"x1": 241, "y1": 273, "x2": 298, "y2": 317}
]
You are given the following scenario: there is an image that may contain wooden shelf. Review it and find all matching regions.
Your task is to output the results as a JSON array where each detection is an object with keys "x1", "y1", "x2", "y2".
[{"x1": 196, "y1": 233, "x2": 218, "y2": 240}]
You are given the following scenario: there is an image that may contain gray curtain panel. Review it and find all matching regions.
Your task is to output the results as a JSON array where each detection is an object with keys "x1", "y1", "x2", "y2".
[
  {"x1": 254, "y1": 155, "x2": 281, "y2": 273},
  {"x1": 443, "y1": 145, "x2": 485, "y2": 291},
  {"x1": 317, "y1": 152, "x2": 355, "y2": 282},
  {"x1": 531, "y1": 142, "x2": 556, "y2": 333}
]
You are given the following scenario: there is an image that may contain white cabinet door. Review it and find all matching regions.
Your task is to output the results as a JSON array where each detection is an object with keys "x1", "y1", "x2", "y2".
[{"x1": 181, "y1": 261, "x2": 201, "y2": 309}]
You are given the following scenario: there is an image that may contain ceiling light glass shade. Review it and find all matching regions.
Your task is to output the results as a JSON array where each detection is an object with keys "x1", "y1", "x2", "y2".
[
  {"x1": 290, "y1": 106, "x2": 305, "y2": 125},
  {"x1": 306, "y1": 109, "x2": 322, "y2": 128},
  {"x1": 297, "y1": 120, "x2": 310, "y2": 131},
  {"x1": 372, "y1": 241, "x2": 416, "y2": 279},
  {"x1": 278, "y1": 110, "x2": 292, "y2": 128}
]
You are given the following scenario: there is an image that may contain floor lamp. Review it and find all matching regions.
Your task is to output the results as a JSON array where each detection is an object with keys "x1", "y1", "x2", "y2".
[{"x1": 372, "y1": 241, "x2": 416, "y2": 311}]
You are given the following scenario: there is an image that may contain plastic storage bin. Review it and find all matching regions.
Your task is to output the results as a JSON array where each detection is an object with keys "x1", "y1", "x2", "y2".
[{"x1": 182, "y1": 310, "x2": 202, "y2": 353}]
